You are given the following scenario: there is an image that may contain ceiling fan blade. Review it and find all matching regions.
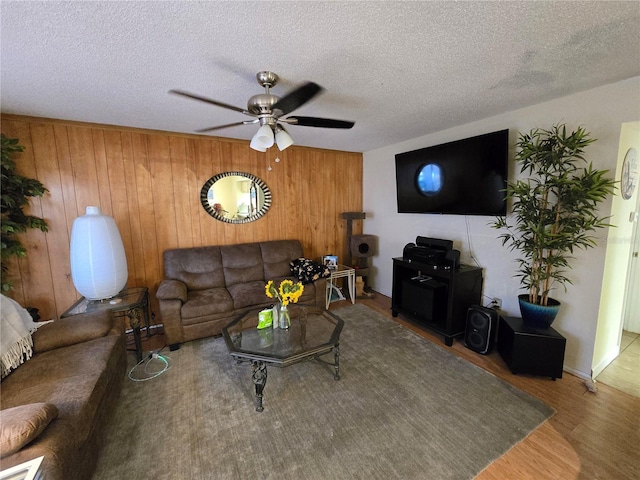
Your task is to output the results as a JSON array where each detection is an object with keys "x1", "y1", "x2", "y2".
[
  {"x1": 271, "y1": 82, "x2": 323, "y2": 115},
  {"x1": 169, "y1": 89, "x2": 250, "y2": 115},
  {"x1": 285, "y1": 116, "x2": 355, "y2": 129},
  {"x1": 195, "y1": 119, "x2": 258, "y2": 133}
]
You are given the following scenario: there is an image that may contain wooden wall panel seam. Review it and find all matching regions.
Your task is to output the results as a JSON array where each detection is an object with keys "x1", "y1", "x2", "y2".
[{"x1": 1, "y1": 115, "x2": 363, "y2": 321}]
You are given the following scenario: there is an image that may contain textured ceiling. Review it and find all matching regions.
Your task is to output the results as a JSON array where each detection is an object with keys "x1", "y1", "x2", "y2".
[{"x1": 1, "y1": 1, "x2": 639, "y2": 153}]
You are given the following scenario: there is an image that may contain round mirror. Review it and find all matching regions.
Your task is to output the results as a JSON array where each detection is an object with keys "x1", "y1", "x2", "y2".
[{"x1": 200, "y1": 172, "x2": 272, "y2": 224}]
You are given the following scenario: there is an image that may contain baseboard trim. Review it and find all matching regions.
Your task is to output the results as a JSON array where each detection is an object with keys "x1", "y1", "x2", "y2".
[
  {"x1": 563, "y1": 365, "x2": 591, "y2": 381},
  {"x1": 591, "y1": 347, "x2": 620, "y2": 379}
]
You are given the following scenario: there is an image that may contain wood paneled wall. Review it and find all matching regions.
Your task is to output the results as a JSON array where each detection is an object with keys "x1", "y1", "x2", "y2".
[{"x1": 1, "y1": 115, "x2": 363, "y2": 321}]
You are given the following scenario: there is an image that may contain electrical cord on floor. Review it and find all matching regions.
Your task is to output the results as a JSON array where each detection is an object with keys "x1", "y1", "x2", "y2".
[{"x1": 128, "y1": 347, "x2": 171, "y2": 382}]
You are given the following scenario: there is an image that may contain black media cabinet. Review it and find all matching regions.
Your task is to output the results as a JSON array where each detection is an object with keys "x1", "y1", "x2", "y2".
[{"x1": 391, "y1": 257, "x2": 483, "y2": 346}]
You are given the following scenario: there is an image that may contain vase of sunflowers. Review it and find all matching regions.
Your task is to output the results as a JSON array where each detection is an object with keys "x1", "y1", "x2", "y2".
[
  {"x1": 265, "y1": 279, "x2": 304, "y2": 329},
  {"x1": 278, "y1": 305, "x2": 291, "y2": 330}
]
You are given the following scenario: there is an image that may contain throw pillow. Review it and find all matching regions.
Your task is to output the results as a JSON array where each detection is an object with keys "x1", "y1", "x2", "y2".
[
  {"x1": 290, "y1": 258, "x2": 331, "y2": 285},
  {"x1": 0, "y1": 403, "x2": 59, "y2": 458}
]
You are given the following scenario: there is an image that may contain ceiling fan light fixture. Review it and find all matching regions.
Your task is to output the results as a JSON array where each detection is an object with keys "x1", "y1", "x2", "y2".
[
  {"x1": 275, "y1": 126, "x2": 294, "y2": 151},
  {"x1": 254, "y1": 124, "x2": 275, "y2": 149},
  {"x1": 171, "y1": 71, "x2": 355, "y2": 146},
  {"x1": 250, "y1": 132, "x2": 268, "y2": 151}
]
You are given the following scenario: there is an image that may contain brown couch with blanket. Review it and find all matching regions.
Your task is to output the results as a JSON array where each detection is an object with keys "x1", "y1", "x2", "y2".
[
  {"x1": 156, "y1": 239, "x2": 328, "y2": 349},
  {"x1": 0, "y1": 306, "x2": 126, "y2": 480}
]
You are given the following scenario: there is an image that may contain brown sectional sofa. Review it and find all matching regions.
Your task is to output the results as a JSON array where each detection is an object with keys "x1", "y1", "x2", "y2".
[
  {"x1": 0, "y1": 310, "x2": 126, "y2": 480},
  {"x1": 157, "y1": 239, "x2": 327, "y2": 349}
]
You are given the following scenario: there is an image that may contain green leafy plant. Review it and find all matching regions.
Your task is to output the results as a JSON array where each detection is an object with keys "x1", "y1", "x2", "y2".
[
  {"x1": 1, "y1": 134, "x2": 48, "y2": 291},
  {"x1": 492, "y1": 124, "x2": 616, "y2": 306}
]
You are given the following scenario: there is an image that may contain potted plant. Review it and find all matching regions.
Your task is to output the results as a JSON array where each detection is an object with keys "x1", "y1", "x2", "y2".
[
  {"x1": 492, "y1": 124, "x2": 616, "y2": 327},
  {"x1": 1, "y1": 134, "x2": 48, "y2": 292}
]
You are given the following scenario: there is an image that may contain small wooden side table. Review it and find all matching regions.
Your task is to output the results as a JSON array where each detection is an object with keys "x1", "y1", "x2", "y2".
[
  {"x1": 325, "y1": 264, "x2": 356, "y2": 309},
  {"x1": 61, "y1": 286, "x2": 150, "y2": 362},
  {"x1": 497, "y1": 316, "x2": 566, "y2": 380}
]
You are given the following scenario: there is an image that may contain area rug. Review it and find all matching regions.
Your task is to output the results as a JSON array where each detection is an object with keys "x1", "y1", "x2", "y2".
[{"x1": 93, "y1": 303, "x2": 554, "y2": 480}]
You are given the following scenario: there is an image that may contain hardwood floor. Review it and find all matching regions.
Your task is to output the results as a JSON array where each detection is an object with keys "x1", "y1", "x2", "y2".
[
  {"x1": 134, "y1": 294, "x2": 640, "y2": 480},
  {"x1": 596, "y1": 331, "x2": 640, "y2": 398},
  {"x1": 359, "y1": 294, "x2": 640, "y2": 480}
]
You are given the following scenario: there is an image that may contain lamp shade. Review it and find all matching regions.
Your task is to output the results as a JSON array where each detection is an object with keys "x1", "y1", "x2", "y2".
[
  {"x1": 275, "y1": 127, "x2": 294, "y2": 150},
  {"x1": 70, "y1": 206, "x2": 128, "y2": 300},
  {"x1": 254, "y1": 124, "x2": 274, "y2": 149},
  {"x1": 250, "y1": 133, "x2": 267, "y2": 152}
]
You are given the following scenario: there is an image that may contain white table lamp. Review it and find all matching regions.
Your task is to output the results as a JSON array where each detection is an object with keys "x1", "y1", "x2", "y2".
[{"x1": 70, "y1": 206, "x2": 128, "y2": 300}]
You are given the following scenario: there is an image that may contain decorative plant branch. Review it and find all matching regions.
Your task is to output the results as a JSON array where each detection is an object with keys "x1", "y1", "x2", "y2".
[
  {"x1": 1, "y1": 134, "x2": 48, "y2": 292},
  {"x1": 492, "y1": 124, "x2": 616, "y2": 306}
]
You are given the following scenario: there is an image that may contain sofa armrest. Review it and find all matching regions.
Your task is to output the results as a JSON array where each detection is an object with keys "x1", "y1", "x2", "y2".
[
  {"x1": 156, "y1": 279, "x2": 187, "y2": 303},
  {"x1": 33, "y1": 310, "x2": 118, "y2": 353},
  {"x1": 313, "y1": 278, "x2": 327, "y2": 309}
]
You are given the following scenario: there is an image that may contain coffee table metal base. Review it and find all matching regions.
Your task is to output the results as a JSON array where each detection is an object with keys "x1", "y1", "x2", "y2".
[
  {"x1": 223, "y1": 307, "x2": 344, "y2": 412},
  {"x1": 251, "y1": 361, "x2": 268, "y2": 412},
  {"x1": 318, "y1": 345, "x2": 341, "y2": 381},
  {"x1": 245, "y1": 346, "x2": 340, "y2": 412}
]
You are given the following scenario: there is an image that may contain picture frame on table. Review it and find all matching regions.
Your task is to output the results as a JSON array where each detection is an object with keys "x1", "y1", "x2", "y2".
[{"x1": 322, "y1": 255, "x2": 338, "y2": 270}]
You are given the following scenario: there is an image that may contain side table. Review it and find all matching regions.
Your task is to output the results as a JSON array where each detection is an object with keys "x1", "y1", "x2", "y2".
[
  {"x1": 61, "y1": 286, "x2": 150, "y2": 362},
  {"x1": 0, "y1": 455, "x2": 43, "y2": 480},
  {"x1": 325, "y1": 264, "x2": 356, "y2": 309},
  {"x1": 497, "y1": 316, "x2": 566, "y2": 380}
]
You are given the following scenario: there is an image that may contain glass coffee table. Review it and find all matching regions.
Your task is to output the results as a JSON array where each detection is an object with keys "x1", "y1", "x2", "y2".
[{"x1": 222, "y1": 305, "x2": 344, "y2": 412}]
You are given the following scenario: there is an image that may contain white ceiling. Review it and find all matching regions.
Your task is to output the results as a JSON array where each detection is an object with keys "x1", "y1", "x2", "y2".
[{"x1": 2, "y1": 1, "x2": 639, "y2": 153}]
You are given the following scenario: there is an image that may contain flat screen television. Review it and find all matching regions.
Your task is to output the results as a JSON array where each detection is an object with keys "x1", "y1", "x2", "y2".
[{"x1": 395, "y1": 129, "x2": 508, "y2": 216}]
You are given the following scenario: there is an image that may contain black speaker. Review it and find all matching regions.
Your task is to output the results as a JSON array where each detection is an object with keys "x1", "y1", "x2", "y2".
[
  {"x1": 415, "y1": 237, "x2": 453, "y2": 251},
  {"x1": 464, "y1": 306, "x2": 499, "y2": 354},
  {"x1": 444, "y1": 249, "x2": 460, "y2": 270}
]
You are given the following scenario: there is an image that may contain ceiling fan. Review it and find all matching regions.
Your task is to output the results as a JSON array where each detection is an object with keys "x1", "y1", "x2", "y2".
[{"x1": 169, "y1": 71, "x2": 355, "y2": 152}]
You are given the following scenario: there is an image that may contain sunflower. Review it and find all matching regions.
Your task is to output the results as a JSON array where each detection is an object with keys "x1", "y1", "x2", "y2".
[{"x1": 265, "y1": 279, "x2": 304, "y2": 306}]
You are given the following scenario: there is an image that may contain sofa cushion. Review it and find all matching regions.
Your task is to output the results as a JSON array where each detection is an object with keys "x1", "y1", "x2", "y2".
[
  {"x1": 221, "y1": 244, "x2": 264, "y2": 286},
  {"x1": 164, "y1": 246, "x2": 225, "y2": 290},
  {"x1": 261, "y1": 240, "x2": 304, "y2": 279},
  {"x1": 33, "y1": 311, "x2": 113, "y2": 353},
  {"x1": 0, "y1": 403, "x2": 59, "y2": 458},
  {"x1": 0, "y1": 335, "x2": 123, "y2": 443},
  {"x1": 227, "y1": 281, "x2": 270, "y2": 309},
  {"x1": 181, "y1": 288, "x2": 234, "y2": 319}
]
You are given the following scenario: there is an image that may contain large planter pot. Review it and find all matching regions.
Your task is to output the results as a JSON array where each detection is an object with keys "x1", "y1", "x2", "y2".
[{"x1": 518, "y1": 294, "x2": 561, "y2": 329}]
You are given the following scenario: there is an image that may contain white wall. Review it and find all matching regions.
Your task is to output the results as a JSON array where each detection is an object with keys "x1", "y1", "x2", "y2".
[
  {"x1": 593, "y1": 121, "x2": 640, "y2": 378},
  {"x1": 363, "y1": 77, "x2": 640, "y2": 377}
]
